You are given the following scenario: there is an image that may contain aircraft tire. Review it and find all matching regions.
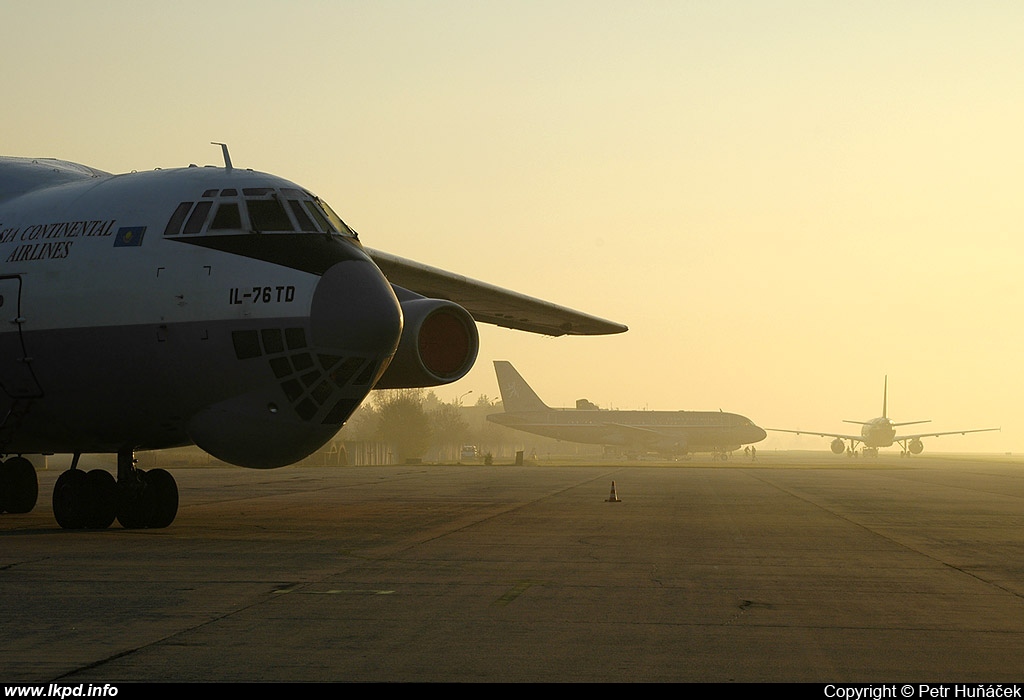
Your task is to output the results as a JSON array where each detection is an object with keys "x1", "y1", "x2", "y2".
[
  {"x1": 117, "y1": 469, "x2": 149, "y2": 529},
  {"x1": 144, "y1": 469, "x2": 178, "y2": 529},
  {"x1": 85, "y1": 469, "x2": 117, "y2": 529},
  {"x1": 53, "y1": 470, "x2": 89, "y2": 529},
  {"x1": 1, "y1": 457, "x2": 38, "y2": 514}
]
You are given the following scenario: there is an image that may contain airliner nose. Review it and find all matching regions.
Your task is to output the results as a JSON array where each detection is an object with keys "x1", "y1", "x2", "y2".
[{"x1": 310, "y1": 259, "x2": 403, "y2": 358}]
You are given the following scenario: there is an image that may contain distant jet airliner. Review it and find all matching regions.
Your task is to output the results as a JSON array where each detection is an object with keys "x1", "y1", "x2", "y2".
[
  {"x1": 487, "y1": 361, "x2": 766, "y2": 458},
  {"x1": 768, "y1": 377, "x2": 998, "y2": 456},
  {"x1": 0, "y1": 147, "x2": 626, "y2": 529}
]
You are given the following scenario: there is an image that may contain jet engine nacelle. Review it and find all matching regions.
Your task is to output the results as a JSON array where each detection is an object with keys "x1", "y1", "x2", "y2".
[
  {"x1": 831, "y1": 438, "x2": 846, "y2": 454},
  {"x1": 373, "y1": 294, "x2": 480, "y2": 389},
  {"x1": 908, "y1": 438, "x2": 924, "y2": 455}
]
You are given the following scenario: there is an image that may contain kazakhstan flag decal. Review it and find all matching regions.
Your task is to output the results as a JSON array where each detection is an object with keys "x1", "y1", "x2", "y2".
[{"x1": 114, "y1": 226, "x2": 146, "y2": 247}]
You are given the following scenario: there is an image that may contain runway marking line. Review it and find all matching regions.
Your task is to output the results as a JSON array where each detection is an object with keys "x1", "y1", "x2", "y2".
[
  {"x1": 493, "y1": 580, "x2": 546, "y2": 607},
  {"x1": 273, "y1": 587, "x2": 394, "y2": 595}
]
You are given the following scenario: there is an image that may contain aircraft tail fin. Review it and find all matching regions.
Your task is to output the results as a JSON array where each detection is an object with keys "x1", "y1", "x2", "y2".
[
  {"x1": 878, "y1": 376, "x2": 929, "y2": 427},
  {"x1": 493, "y1": 361, "x2": 551, "y2": 413}
]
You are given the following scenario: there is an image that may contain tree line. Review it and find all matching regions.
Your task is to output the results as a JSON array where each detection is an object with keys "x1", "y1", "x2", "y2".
[{"x1": 338, "y1": 389, "x2": 508, "y2": 463}]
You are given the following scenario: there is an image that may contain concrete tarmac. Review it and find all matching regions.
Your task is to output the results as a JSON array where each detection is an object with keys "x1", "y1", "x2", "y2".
[{"x1": 2, "y1": 452, "x2": 1024, "y2": 682}]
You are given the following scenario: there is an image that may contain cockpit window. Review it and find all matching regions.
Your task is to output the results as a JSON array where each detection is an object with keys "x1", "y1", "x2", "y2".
[
  {"x1": 318, "y1": 199, "x2": 357, "y2": 237},
  {"x1": 183, "y1": 201, "x2": 213, "y2": 235},
  {"x1": 210, "y1": 202, "x2": 241, "y2": 230},
  {"x1": 165, "y1": 186, "x2": 358, "y2": 239},
  {"x1": 164, "y1": 201, "x2": 193, "y2": 236},
  {"x1": 288, "y1": 200, "x2": 317, "y2": 232},
  {"x1": 303, "y1": 201, "x2": 333, "y2": 233},
  {"x1": 247, "y1": 199, "x2": 294, "y2": 232}
]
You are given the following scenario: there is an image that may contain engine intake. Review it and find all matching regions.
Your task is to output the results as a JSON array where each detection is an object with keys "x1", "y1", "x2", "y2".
[{"x1": 374, "y1": 293, "x2": 479, "y2": 388}]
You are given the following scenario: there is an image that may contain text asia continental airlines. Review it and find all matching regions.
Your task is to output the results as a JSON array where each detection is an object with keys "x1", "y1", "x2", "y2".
[{"x1": 0, "y1": 147, "x2": 626, "y2": 529}]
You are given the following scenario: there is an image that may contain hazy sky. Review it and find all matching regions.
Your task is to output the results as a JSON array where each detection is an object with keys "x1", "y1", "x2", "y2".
[{"x1": 5, "y1": 1, "x2": 1022, "y2": 452}]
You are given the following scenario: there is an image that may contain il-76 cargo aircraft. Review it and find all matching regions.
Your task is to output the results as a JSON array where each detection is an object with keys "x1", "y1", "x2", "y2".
[
  {"x1": 0, "y1": 147, "x2": 626, "y2": 529},
  {"x1": 769, "y1": 377, "x2": 998, "y2": 456}
]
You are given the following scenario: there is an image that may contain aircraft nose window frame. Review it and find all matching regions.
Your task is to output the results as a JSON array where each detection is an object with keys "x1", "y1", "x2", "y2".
[{"x1": 163, "y1": 187, "x2": 359, "y2": 240}]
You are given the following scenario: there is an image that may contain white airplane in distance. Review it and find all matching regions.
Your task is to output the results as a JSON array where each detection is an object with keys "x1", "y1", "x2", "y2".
[
  {"x1": 768, "y1": 377, "x2": 998, "y2": 456},
  {"x1": 0, "y1": 146, "x2": 626, "y2": 529},
  {"x1": 488, "y1": 361, "x2": 766, "y2": 458}
]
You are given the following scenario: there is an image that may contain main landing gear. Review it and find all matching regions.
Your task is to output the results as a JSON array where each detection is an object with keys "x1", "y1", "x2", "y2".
[
  {"x1": 52, "y1": 450, "x2": 178, "y2": 529},
  {"x1": 0, "y1": 456, "x2": 39, "y2": 514}
]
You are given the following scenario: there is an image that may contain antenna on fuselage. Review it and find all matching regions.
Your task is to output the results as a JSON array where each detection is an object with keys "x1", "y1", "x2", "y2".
[{"x1": 211, "y1": 142, "x2": 233, "y2": 172}]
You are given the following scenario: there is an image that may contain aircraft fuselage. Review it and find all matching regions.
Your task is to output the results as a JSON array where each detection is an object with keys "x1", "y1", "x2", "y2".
[
  {"x1": 0, "y1": 159, "x2": 403, "y2": 468},
  {"x1": 859, "y1": 417, "x2": 896, "y2": 448},
  {"x1": 489, "y1": 408, "x2": 767, "y2": 454}
]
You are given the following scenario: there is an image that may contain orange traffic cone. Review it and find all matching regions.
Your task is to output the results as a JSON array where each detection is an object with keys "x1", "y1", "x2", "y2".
[{"x1": 606, "y1": 481, "x2": 621, "y2": 502}]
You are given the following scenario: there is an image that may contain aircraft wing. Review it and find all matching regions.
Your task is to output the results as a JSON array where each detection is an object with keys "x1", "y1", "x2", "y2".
[
  {"x1": 895, "y1": 427, "x2": 1000, "y2": 441},
  {"x1": 766, "y1": 428, "x2": 863, "y2": 442},
  {"x1": 594, "y1": 422, "x2": 676, "y2": 449},
  {"x1": 603, "y1": 423, "x2": 667, "y2": 440},
  {"x1": 366, "y1": 248, "x2": 628, "y2": 336}
]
